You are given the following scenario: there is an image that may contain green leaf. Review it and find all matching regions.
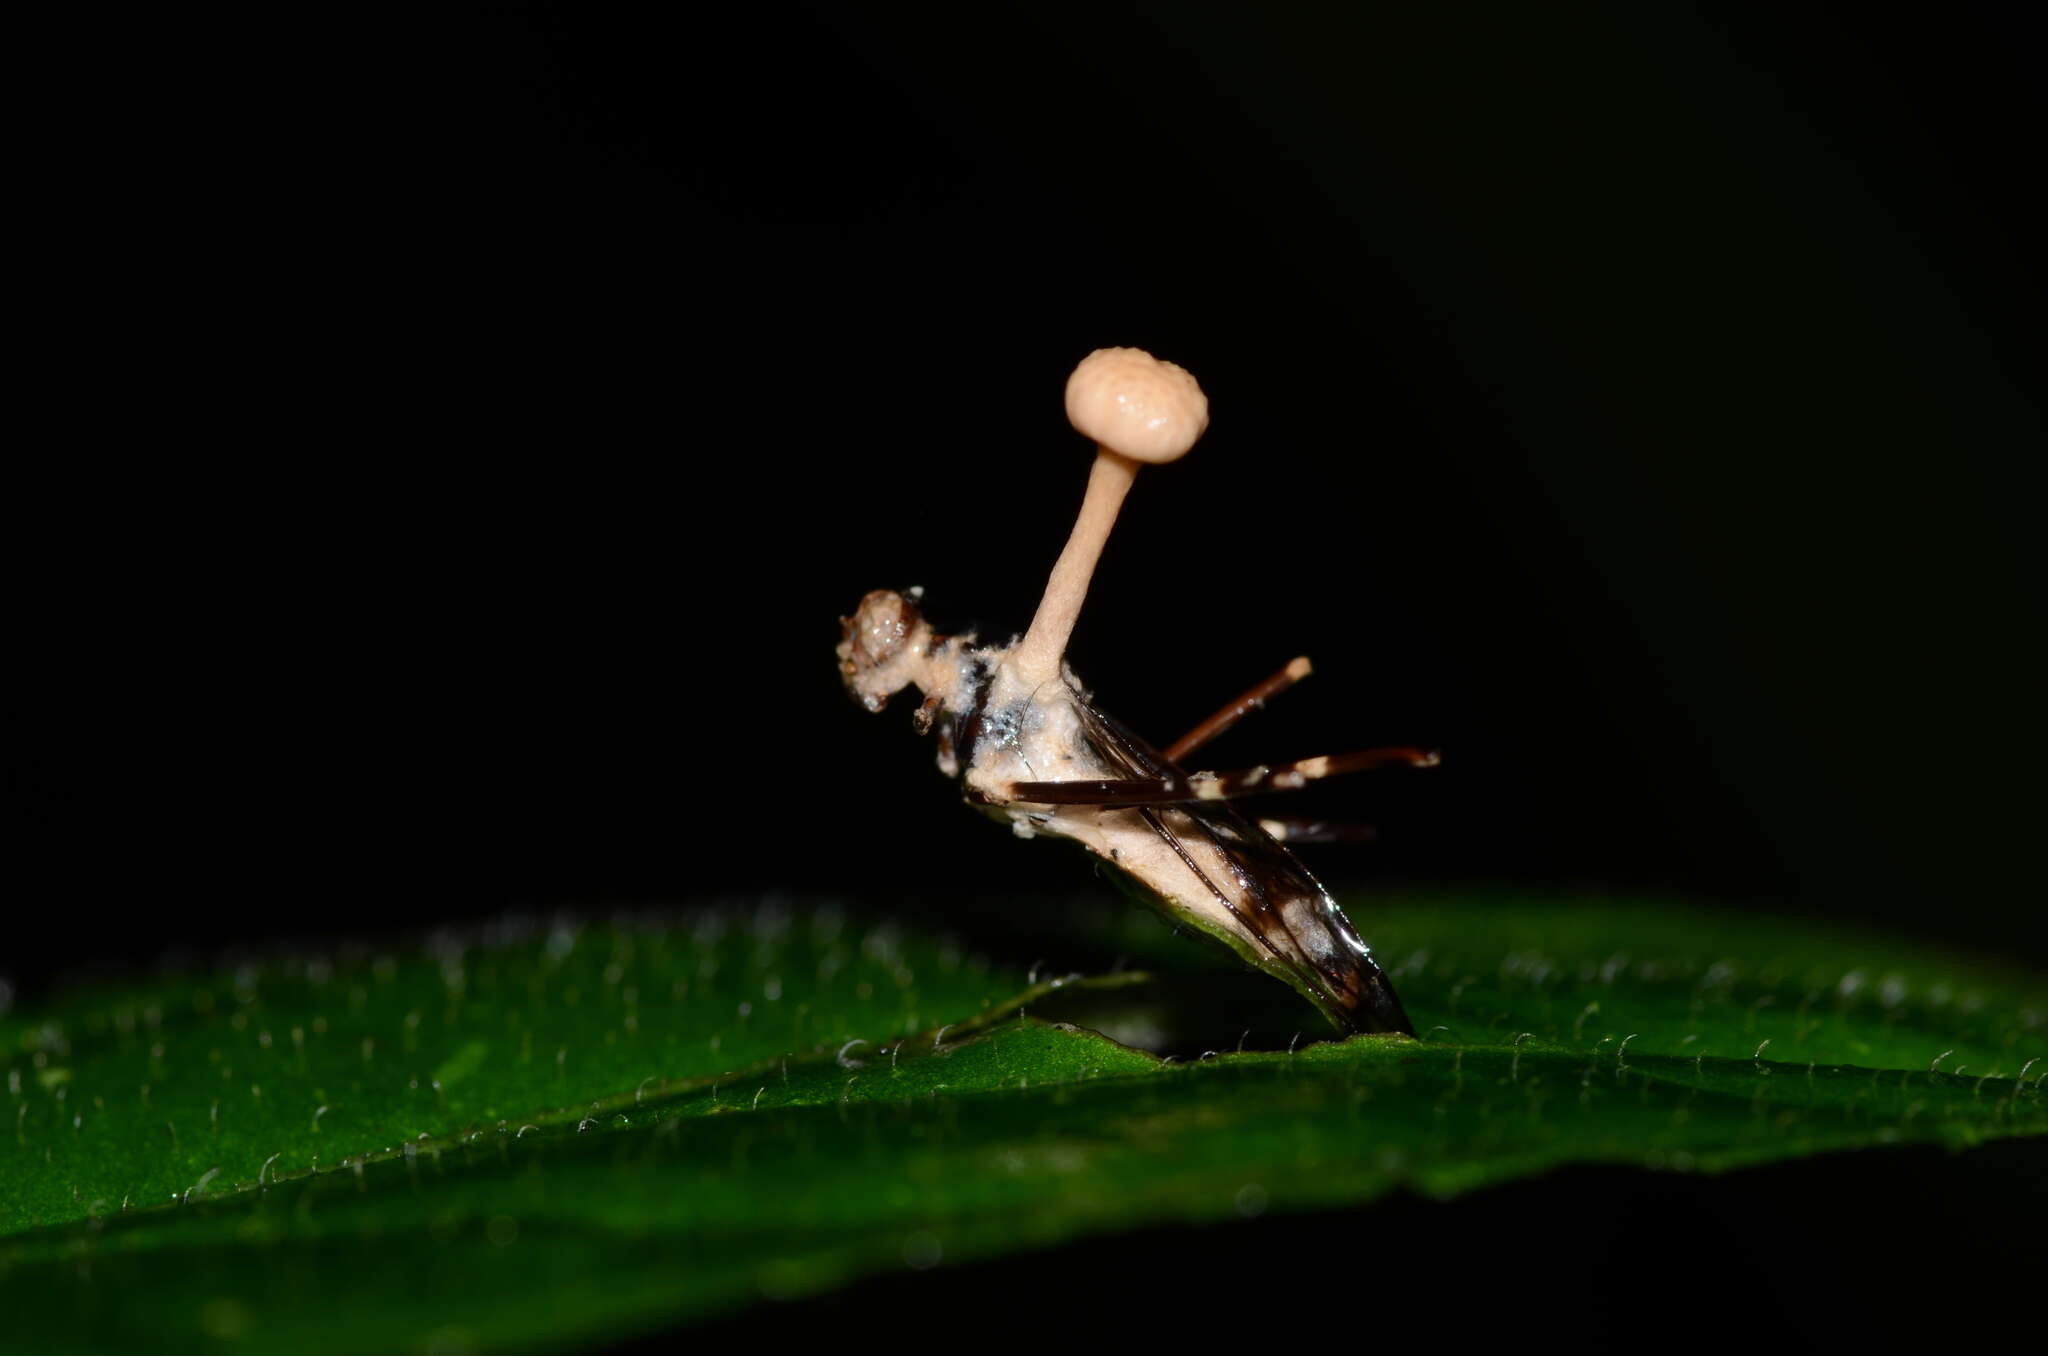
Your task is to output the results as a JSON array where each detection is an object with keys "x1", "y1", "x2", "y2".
[
  {"x1": 0, "y1": 907, "x2": 1007, "y2": 1233},
  {"x1": 3, "y1": 896, "x2": 2041, "y2": 1353}
]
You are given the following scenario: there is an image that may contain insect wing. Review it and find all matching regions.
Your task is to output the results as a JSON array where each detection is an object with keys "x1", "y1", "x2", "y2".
[{"x1": 1071, "y1": 695, "x2": 1413, "y2": 1035}]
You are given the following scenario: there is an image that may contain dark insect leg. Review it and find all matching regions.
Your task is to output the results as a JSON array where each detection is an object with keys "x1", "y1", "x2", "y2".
[
  {"x1": 1003, "y1": 776, "x2": 1183, "y2": 805},
  {"x1": 1249, "y1": 817, "x2": 1378, "y2": 845},
  {"x1": 1163, "y1": 656, "x2": 1313, "y2": 763},
  {"x1": 1007, "y1": 746, "x2": 1438, "y2": 806}
]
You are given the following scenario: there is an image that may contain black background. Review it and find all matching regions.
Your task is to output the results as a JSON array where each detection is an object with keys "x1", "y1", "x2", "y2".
[
  {"x1": 26, "y1": 3, "x2": 2044, "y2": 971},
  {"x1": 15, "y1": 0, "x2": 2044, "y2": 1334}
]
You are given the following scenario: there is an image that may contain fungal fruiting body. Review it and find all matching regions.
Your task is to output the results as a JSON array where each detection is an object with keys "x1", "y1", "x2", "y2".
[{"x1": 837, "y1": 348, "x2": 1426, "y2": 1035}]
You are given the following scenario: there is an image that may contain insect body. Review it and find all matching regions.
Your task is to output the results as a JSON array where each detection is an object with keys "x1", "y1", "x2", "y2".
[{"x1": 836, "y1": 349, "x2": 1435, "y2": 1035}]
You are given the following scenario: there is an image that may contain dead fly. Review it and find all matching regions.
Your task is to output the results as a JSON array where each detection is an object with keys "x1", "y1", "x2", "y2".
[{"x1": 836, "y1": 347, "x2": 1437, "y2": 1035}]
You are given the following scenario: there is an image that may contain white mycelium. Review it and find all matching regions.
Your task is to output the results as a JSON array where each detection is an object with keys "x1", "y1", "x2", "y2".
[{"x1": 836, "y1": 595, "x2": 1325, "y2": 972}]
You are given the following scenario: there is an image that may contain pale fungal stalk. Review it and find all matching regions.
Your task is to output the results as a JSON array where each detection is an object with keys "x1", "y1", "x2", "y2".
[{"x1": 1006, "y1": 347, "x2": 1209, "y2": 689}]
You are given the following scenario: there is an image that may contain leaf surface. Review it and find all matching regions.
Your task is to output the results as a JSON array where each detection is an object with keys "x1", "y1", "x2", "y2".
[{"x1": 4, "y1": 896, "x2": 2041, "y2": 1353}]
